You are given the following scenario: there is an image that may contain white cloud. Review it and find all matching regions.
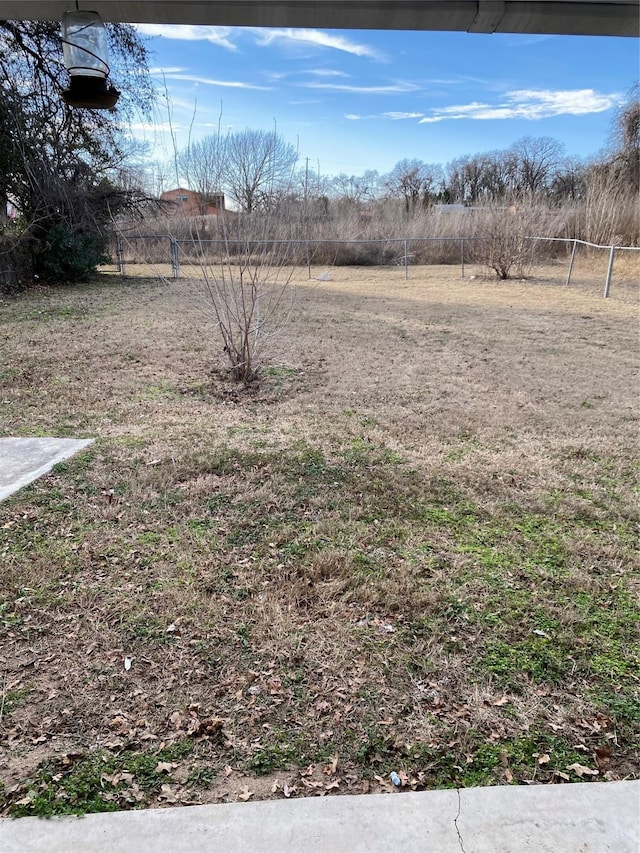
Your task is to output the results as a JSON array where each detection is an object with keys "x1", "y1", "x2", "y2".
[
  {"x1": 136, "y1": 24, "x2": 237, "y2": 51},
  {"x1": 251, "y1": 28, "x2": 382, "y2": 59},
  {"x1": 419, "y1": 88, "x2": 621, "y2": 123},
  {"x1": 383, "y1": 111, "x2": 425, "y2": 120},
  {"x1": 137, "y1": 24, "x2": 381, "y2": 60},
  {"x1": 346, "y1": 111, "x2": 425, "y2": 121},
  {"x1": 303, "y1": 81, "x2": 420, "y2": 94},
  {"x1": 159, "y1": 73, "x2": 271, "y2": 91},
  {"x1": 509, "y1": 88, "x2": 621, "y2": 115},
  {"x1": 149, "y1": 66, "x2": 187, "y2": 76},
  {"x1": 306, "y1": 69, "x2": 350, "y2": 78}
]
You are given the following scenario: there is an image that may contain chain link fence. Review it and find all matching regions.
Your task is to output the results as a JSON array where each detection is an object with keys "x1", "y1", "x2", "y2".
[{"x1": 108, "y1": 233, "x2": 639, "y2": 302}]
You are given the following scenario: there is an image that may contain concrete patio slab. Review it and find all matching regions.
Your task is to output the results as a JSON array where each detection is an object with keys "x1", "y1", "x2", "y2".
[
  {"x1": 1, "y1": 781, "x2": 638, "y2": 853},
  {"x1": 0, "y1": 437, "x2": 95, "y2": 502}
]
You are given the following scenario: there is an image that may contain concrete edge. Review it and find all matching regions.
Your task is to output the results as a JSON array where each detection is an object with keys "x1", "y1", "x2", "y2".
[
  {"x1": 0, "y1": 438, "x2": 95, "y2": 502},
  {"x1": 1, "y1": 781, "x2": 638, "y2": 853}
]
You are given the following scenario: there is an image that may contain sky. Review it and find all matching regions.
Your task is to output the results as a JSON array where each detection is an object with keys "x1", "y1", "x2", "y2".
[{"x1": 130, "y1": 24, "x2": 639, "y2": 179}]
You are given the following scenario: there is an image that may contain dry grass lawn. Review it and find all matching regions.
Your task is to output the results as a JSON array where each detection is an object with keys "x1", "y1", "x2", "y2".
[{"x1": 0, "y1": 264, "x2": 638, "y2": 816}]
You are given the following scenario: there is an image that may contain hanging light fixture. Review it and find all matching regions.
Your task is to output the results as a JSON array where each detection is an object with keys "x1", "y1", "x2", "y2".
[{"x1": 61, "y1": 9, "x2": 120, "y2": 109}]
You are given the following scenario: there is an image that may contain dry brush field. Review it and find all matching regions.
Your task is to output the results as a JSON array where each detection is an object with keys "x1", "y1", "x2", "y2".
[{"x1": 0, "y1": 265, "x2": 638, "y2": 816}]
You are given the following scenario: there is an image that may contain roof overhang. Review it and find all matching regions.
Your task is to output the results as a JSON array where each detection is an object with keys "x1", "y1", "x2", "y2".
[{"x1": 3, "y1": 1, "x2": 639, "y2": 37}]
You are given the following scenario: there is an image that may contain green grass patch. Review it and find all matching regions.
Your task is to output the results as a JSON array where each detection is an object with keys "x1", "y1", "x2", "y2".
[{"x1": 7, "y1": 743, "x2": 193, "y2": 817}]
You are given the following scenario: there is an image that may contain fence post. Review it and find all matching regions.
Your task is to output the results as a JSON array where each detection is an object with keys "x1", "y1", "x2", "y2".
[
  {"x1": 115, "y1": 234, "x2": 125, "y2": 277},
  {"x1": 404, "y1": 240, "x2": 408, "y2": 280},
  {"x1": 170, "y1": 237, "x2": 180, "y2": 279},
  {"x1": 307, "y1": 242, "x2": 311, "y2": 280},
  {"x1": 565, "y1": 239, "x2": 577, "y2": 286},
  {"x1": 603, "y1": 245, "x2": 615, "y2": 298},
  {"x1": 460, "y1": 238, "x2": 465, "y2": 278}
]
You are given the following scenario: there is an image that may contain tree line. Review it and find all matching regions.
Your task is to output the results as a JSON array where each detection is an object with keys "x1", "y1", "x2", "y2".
[
  {"x1": 159, "y1": 99, "x2": 638, "y2": 219},
  {"x1": 0, "y1": 16, "x2": 637, "y2": 290}
]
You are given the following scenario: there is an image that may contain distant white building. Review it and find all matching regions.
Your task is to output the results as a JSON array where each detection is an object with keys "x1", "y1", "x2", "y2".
[{"x1": 434, "y1": 204, "x2": 468, "y2": 214}]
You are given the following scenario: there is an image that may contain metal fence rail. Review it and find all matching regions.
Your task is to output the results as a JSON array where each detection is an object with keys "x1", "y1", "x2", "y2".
[
  {"x1": 534, "y1": 237, "x2": 640, "y2": 297},
  {"x1": 113, "y1": 233, "x2": 639, "y2": 299}
]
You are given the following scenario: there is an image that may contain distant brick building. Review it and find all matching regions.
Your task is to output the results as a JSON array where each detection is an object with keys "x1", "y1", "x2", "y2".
[{"x1": 160, "y1": 188, "x2": 227, "y2": 216}]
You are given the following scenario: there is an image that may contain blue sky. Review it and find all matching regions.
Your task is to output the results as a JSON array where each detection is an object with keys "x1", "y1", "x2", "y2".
[{"x1": 131, "y1": 24, "x2": 639, "y2": 177}]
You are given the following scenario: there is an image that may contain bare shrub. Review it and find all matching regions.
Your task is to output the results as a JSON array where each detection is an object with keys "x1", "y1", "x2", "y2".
[
  {"x1": 119, "y1": 210, "x2": 299, "y2": 383},
  {"x1": 191, "y1": 247, "x2": 295, "y2": 383},
  {"x1": 469, "y1": 205, "x2": 561, "y2": 279}
]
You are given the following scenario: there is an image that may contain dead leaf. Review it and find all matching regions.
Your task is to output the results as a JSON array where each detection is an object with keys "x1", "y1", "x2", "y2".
[
  {"x1": 324, "y1": 754, "x2": 339, "y2": 775},
  {"x1": 538, "y1": 754, "x2": 551, "y2": 765},
  {"x1": 566, "y1": 762, "x2": 599, "y2": 778},
  {"x1": 238, "y1": 786, "x2": 253, "y2": 801},
  {"x1": 121, "y1": 782, "x2": 144, "y2": 803},
  {"x1": 155, "y1": 761, "x2": 176, "y2": 774},
  {"x1": 492, "y1": 695, "x2": 509, "y2": 706},
  {"x1": 158, "y1": 783, "x2": 178, "y2": 804},
  {"x1": 190, "y1": 717, "x2": 224, "y2": 739},
  {"x1": 504, "y1": 768, "x2": 514, "y2": 783},
  {"x1": 108, "y1": 771, "x2": 134, "y2": 787},
  {"x1": 283, "y1": 782, "x2": 291, "y2": 798},
  {"x1": 374, "y1": 774, "x2": 393, "y2": 791},
  {"x1": 300, "y1": 778, "x2": 323, "y2": 790}
]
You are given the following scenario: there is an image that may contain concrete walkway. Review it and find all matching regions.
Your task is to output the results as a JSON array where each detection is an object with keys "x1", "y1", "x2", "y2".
[
  {"x1": 0, "y1": 437, "x2": 94, "y2": 502},
  {"x1": 1, "y1": 781, "x2": 638, "y2": 853}
]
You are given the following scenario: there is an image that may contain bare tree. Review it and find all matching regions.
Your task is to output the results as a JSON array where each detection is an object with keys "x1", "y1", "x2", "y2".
[
  {"x1": 326, "y1": 170, "x2": 383, "y2": 204},
  {"x1": 445, "y1": 155, "x2": 485, "y2": 204},
  {"x1": 550, "y1": 157, "x2": 587, "y2": 203},
  {"x1": 327, "y1": 173, "x2": 363, "y2": 204},
  {"x1": 289, "y1": 164, "x2": 325, "y2": 201},
  {"x1": 384, "y1": 159, "x2": 431, "y2": 212},
  {"x1": 582, "y1": 86, "x2": 640, "y2": 245},
  {"x1": 509, "y1": 136, "x2": 565, "y2": 199},
  {"x1": 224, "y1": 129, "x2": 298, "y2": 212},
  {"x1": 178, "y1": 135, "x2": 227, "y2": 213},
  {"x1": 606, "y1": 83, "x2": 640, "y2": 192},
  {"x1": 144, "y1": 158, "x2": 175, "y2": 198}
]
